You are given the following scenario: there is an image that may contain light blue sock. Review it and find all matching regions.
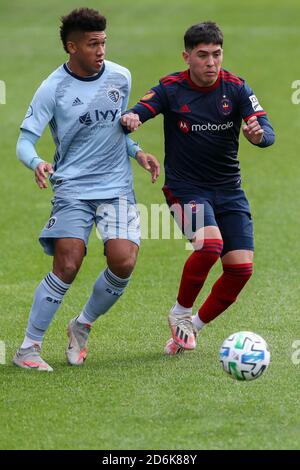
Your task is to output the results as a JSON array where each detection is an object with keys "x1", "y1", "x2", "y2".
[
  {"x1": 82, "y1": 268, "x2": 130, "y2": 323},
  {"x1": 26, "y1": 272, "x2": 71, "y2": 342}
]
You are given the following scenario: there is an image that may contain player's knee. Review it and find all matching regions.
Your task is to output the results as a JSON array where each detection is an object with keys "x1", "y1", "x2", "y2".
[
  {"x1": 118, "y1": 255, "x2": 137, "y2": 277},
  {"x1": 53, "y1": 260, "x2": 81, "y2": 284},
  {"x1": 109, "y1": 253, "x2": 137, "y2": 278}
]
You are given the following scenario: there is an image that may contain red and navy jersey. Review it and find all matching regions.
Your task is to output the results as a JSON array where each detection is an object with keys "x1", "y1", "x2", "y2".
[{"x1": 128, "y1": 69, "x2": 275, "y2": 188}]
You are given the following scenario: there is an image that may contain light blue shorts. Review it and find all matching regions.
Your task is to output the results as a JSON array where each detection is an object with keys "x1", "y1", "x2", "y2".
[{"x1": 39, "y1": 193, "x2": 141, "y2": 256}]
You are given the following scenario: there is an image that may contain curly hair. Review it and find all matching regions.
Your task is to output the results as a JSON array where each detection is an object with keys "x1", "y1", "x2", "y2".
[{"x1": 60, "y1": 8, "x2": 107, "y2": 53}]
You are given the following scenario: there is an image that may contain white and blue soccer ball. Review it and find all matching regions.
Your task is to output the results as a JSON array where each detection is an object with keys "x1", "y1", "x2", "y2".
[{"x1": 219, "y1": 331, "x2": 270, "y2": 381}]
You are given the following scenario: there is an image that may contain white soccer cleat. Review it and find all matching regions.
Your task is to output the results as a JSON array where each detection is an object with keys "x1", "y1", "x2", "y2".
[
  {"x1": 168, "y1": 310, "x2": 197, "y2": 350},
  {"x1": 13, "y1": 345, "x2": 53, "y2": 372},
  {"x1": 164, "y1": 338, "x2": 185, "y2": 355},
  {"x1": 66, "y1": 317, "x2": 91, "y2": 366}
]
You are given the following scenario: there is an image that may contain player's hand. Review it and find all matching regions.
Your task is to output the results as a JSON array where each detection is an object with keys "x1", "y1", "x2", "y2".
[
  {"x1": 242, "y1": 116, "x2": 264, "y2": 145},
  {"x1": 136, "y1": 151, "x2": 160, "y2": 183},
  {"x1": 121, "y1": 113, "x2": 141, "y2": 132},
  {"x1": 35, "y1": 162, "x2": 54, "y2": 189}
]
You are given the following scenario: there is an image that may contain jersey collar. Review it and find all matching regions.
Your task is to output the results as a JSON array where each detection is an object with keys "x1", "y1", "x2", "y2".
[
  {"x1": 184, "y1": 69, "x2": 221, "y2": 92},
  {"x1": 63, "y1": 62, "x2": 106, "y2": 82}
]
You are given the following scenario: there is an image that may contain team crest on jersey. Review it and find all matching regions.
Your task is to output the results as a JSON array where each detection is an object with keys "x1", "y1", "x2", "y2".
[
  {"x1": 219, "y1": 97, "x2": 232, "y2": 116},
  {"x1": 107, "y1": 88, "x2": 120, "y2": 103},
  {"x1": 177, "y1": 119, "x2": 190, "y2": 133},
  {"x1": 141, "y1": 91, "x2": 155, "y2": 101},
  {"x1": 45, "y1": 217, "x2": 57, "y2": 229}
]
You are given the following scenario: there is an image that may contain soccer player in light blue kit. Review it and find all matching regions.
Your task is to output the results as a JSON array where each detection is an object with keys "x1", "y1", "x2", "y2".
[{"x1": 13, "y1": 8, "x2": 160, "y2": 371}]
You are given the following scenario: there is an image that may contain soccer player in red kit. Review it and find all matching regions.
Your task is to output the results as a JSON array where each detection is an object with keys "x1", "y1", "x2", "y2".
[{"x1": 121, "y1": 22, "x2": 275, "y2": 354}]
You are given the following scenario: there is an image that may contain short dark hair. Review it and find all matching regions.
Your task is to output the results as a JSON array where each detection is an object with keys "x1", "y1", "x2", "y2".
[
  {"x1": 184, "y1": 21, "x2": 223, "y2": 50},
  {"x1": 60, "y1": 8, "x2": 107, "y2": 53}
]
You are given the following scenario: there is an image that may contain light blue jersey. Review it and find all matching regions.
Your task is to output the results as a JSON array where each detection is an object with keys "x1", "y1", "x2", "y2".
[{"x1": 20, "y1": 60, "x2": 140, "y2": 199}]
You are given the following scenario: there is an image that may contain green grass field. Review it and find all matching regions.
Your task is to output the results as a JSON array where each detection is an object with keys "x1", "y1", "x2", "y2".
[{"x1": 1, "y1": 0, "x2": 300, "y2": 450}]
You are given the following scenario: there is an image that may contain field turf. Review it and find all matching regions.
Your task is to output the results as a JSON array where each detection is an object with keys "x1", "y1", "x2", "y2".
[{"x1": 0, "y1": 0, "x2": 300, "y2": 450}]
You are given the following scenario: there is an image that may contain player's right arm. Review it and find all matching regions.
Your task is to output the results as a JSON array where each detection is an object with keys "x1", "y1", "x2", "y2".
[
  {"x1": 121, "y1": 83, "x2": 168, "y2": 132},
  {"x1": 16, "y1": 130, "x2": 53, "y2": 189},
  {"x1": 17, "y1": 80, "x2": 55, "y2": 188}
]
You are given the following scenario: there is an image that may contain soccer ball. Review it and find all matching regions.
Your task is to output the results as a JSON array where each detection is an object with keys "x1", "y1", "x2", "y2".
[{"x1": 219, "y1": 331, "x2": 270, "y2": 381}]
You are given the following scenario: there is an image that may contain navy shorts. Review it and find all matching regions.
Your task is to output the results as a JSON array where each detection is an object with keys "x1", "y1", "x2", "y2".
[{"x1": 163, "y1": 185, "x2": 254, "y2": 256}]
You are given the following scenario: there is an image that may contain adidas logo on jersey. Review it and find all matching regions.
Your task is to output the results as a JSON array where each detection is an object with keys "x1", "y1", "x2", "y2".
[
  {"x1": 179, "y1": 104, "x2": 191, "y2": 113},
  {"x1": 72, "y1": 97, "x2": 84, "y2": 106}
]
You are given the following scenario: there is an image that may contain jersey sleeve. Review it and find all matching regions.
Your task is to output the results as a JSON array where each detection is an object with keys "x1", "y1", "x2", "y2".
[
  {"x1": 127, "y1": 82, "x2": 168, "y2": 123},
  {"x1": 119, "y1": 70, "x2": 142, "y2": 157},
  {"x1": 20, "y1": 81, "x2": 55, "y2": 137},
  {"x1": 121, "y1": 69, "x2": 132, "y2": 114},
  {"x1": 238, "y1": 82, "x2": 267, "y2": 122},
  {"x1": 16, "y1": 129, "x2": 45, "y2": 170},
  {"x1": 125, "y1": 135, "x2": 142, "y2": 159},
  {"x1": 239, "y1": 82, "x2": 275, "y2": 147},
  {"x1": 255, "y1": 115, "x2": 275, "y2": 148}
]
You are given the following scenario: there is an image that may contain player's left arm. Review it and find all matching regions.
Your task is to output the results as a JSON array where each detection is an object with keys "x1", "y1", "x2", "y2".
[
  {"x1": 121, "y1": 71, "x2": 142, "y2": 156},
  {"x1": 242, "y1": 115, "x2": 274, "y2": 147},
  {"x1": 125, "y1": 135, "x2": 160, "y2": 183},
  {"x1": 239, "y1": 82, "x2": 275, "y2": 147}
]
